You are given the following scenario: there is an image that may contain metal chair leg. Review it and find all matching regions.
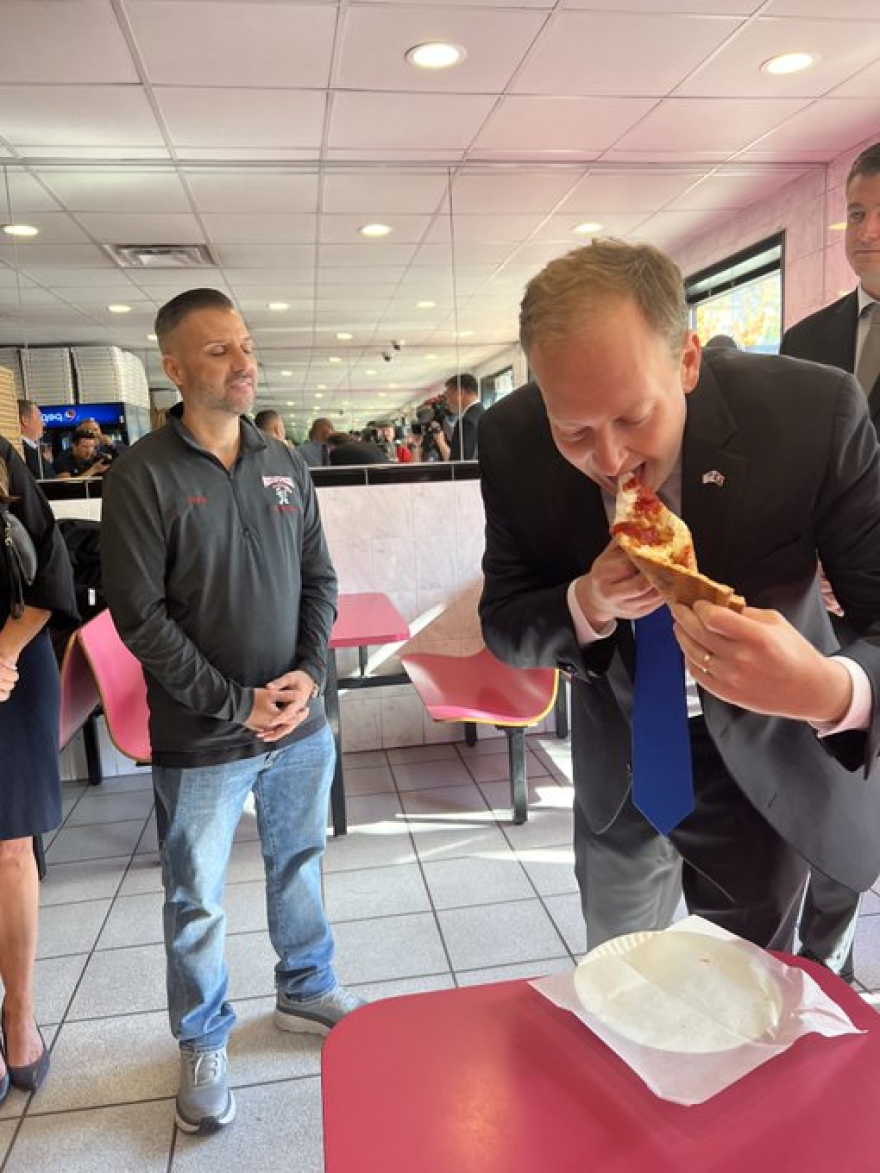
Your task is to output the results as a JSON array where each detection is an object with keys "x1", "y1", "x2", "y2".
[
  {"x1": 83, "y1": 713, "x2": 103, "y2": 785},
  {"x1": 507, "y1": 728, "x2": 528, "y2": 824},
  {"x1": 465, "y1": 722, "x2": 478, "y2": 747},
  {"x1": 554, "y1": 678, "x2": 569, "y2": 739}
]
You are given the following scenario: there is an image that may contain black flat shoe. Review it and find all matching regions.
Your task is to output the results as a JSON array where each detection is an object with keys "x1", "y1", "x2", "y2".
[
  {"x1": 0, "y1": 1036, "x2": 9, "y2": 1105},
  {"x1": 1, "y1": 1009, "x2": 50, "y2": 1093}
]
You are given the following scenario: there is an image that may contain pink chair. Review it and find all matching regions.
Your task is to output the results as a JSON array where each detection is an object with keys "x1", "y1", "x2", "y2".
[
  {"x1": 400, "y1": 647, "x2": 558, "y2": 824},
  {"x1": 74, "y1": 609, "x2": 151, "y2": 764}
]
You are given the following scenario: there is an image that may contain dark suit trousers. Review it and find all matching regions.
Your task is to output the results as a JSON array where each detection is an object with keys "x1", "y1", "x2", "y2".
[{"x1": 574, "y1": 716, "x2": 810, "y2": 953}]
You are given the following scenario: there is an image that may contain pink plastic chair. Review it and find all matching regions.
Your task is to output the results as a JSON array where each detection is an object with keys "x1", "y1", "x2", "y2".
[
  {"x1": 75, "y1": 609, "x2": 151, "y2": 764},
  {"x1": 400, "y1": 646, "x2": 558, "y2": 824}
]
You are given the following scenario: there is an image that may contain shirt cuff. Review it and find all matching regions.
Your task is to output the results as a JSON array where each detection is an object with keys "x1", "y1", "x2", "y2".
[
  {"x1": 567, "y1": 579, "x2": 617, "y2": 645},
  {"x1": 810, "y1": 656, "x2": 872, "y2": 736}
]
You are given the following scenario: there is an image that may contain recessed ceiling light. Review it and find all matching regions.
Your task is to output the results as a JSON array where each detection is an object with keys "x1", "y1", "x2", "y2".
[
  {"x1": 573, "y1": 221, "x2": 604, "y2": 236},
  {"x1": 146, "y1": 333, "x2": 157, "y2": 341},
  {"x1": 2, "y1": 223, "x2": 38, "y2": 237},
  {"x1": 329, "y1": 356, "x2": 342, "y2": 364},
  {"x1": 378, "y1": 391, "x2": 387, "y2": 398},
  {"x1": 456, "y1": 330, "x2": 474, "y2": 338},
  {"x1": 366, "y1": 369, "x2": 377, "y2": 376},
  {"x1": 390, "y1": 383, "x2": 398, "y2": 389},
  {"x1": 425, "y1": 354, "x2": 437, "y2": 361},
  {"x1": 108, "y1": 304, "x2": 132, "y2": 314},
  {"x1": 762, "y1": 51, "x2": 815, "y2": 75},
  {"x1": 359, "y1": 223, "x2": 392, "y2": 238},
  {"x1": 287, "y1": 400, "x2": 294, "y2": 406},
  {"x1": 268, "y1": 301, "x2": 289, "y2": 311},
  {"x1": 417, "y1": 300, "x2": 436, "y2": 309},
  {"x1": 315, "y1": 392, "x2": 324, "y2": 399},
  {"x1": 336, "y1": 331, "x2": 353, "y2": 341},
  {"x1": 317, "y1": 384, "x2": 327, "y2": 391},
  {"x1": 829, "y1": 221, "x2": 847, "y2": 232},
  {"x1": 406, "y1": 42, "x2": 466, "y2": 70}
]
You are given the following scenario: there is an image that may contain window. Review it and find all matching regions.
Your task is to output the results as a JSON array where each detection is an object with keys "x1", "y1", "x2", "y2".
[
  {"x1": 685, "y1": 234, "x2": 784, "y2": 354},
  {"x1": 480, "y1": 365, "x2": 514, "y2": 408}
]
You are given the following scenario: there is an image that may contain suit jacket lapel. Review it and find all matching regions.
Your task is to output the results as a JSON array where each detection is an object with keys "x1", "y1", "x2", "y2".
[{"x1": 681, "y1": 357, "x2": 750, "y2": 588}]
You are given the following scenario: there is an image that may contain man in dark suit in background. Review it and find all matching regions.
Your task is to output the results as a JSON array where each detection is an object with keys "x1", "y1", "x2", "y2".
[
  {"x1": 779, "y1": 141, "x2": 880, "y2": 981},
  {"x1": 17, "y1": 400, "x2": 54, "y2": 480},
  {"x1": 435, "y1": 373, "x2": 484, "y2": 461},
  {"x1": 479, "y1": 238, "x2": 880, "y2": 953}
]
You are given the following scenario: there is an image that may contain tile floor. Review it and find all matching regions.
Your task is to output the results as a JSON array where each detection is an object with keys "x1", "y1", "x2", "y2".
[{"x1": 2, "y1": 733, "x2": 879, "y2": 1171}]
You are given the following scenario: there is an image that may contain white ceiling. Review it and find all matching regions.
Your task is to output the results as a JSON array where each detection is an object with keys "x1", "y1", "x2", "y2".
[{"x1": 0, "y1": 0, "x2": 879, "y2": 427}]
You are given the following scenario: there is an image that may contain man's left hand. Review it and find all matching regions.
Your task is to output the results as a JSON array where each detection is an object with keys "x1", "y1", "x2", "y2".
[
  {"x1": 671, "y1": 600, "x2": 853, "y2": 724},
  {"x1": 255, "y1": 669, "x2": 317, "y2": 743}
]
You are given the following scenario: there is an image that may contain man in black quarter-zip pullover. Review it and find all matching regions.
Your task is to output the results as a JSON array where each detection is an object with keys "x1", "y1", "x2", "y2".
[{"x1": 102, "y1": 288, "x2": 365, "y2": 1137}]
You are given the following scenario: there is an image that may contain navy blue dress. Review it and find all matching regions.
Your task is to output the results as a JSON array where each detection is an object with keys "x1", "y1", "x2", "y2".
[{"x1": 0, "y1": 439, "x2": 78, "y2": 839}]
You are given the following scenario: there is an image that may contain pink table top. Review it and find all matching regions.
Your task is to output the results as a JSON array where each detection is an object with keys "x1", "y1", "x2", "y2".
[
  {"x1": 329, "y1": 591, "x2": 410, "y2": 649},
  {"x1": 322, "y1": 960, "x2": 879, "y2": 1173}
]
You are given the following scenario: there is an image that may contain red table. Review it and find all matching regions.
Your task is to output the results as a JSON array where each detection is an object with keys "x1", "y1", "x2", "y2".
[
  {"x1": 326, "y1": 592, "x2": 410, "y2": 835},
  {"x1": 323, "y1": 960, "x2": 879, "y2": 1172}
]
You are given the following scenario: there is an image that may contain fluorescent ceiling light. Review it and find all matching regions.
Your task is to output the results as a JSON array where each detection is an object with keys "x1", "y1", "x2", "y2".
[
  {"x1": 268, "y1": 302, "x2": 289, "y2": 311},
  {"x1": 359, "y1": 223, "x2": 392, "y2": 237},
  {"x1": 3, "y1": 223, "x2": 39, "y2": 237},
  {"x1": 406, "y1": 42, "x2": 466, "y2": 70},
  {"x1": 574, "y1": 221, "x2": 603, "y2": 235},
  {"x1": 281, "y1": 370, "x2": 292, "y2": 376},
  {"x1": 762, "y1": 51, "x2": 815, "y2": 75},
  {"x1": 417, "y1": 300, "x2": 436, "y2": 309},
  {"x1": 147, "y1": 333, "x2": 157, "y2": 341},
  {"x1": 329, "y1": 356, "x2": 342, "y2": 364},
  {"x1": 108, "y1": 304, "x2": 132, "y2": 313},
  {"x1": 336, "y1": 331, "x2": 353, "y2": 341}
]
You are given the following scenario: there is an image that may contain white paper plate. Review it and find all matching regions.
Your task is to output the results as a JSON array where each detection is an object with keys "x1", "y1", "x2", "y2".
[{"x1": 574, "y1": 930, "x2": 784, "y2": 1054}]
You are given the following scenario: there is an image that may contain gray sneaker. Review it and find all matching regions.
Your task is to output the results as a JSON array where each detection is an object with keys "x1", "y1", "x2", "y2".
[
  {"x1": 275, "y1": 985, "x2": 367, "y2": 1036},
  {"x1": 175, "y1": 1047, "x2": 236, "y2": 1134}
]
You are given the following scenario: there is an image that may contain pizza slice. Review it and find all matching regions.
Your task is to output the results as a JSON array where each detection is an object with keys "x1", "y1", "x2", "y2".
[{"x1": 611, "y1": 475, "x2": 746, "y2": 612}]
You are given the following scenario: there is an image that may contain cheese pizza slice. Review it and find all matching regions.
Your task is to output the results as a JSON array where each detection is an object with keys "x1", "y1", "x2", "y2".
[{"x1": 611, "y1": 475, "x2": 746, "y2": 612}]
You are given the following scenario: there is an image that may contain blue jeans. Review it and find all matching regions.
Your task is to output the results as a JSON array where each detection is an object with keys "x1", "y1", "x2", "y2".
[{"x1": 152, "y1": 724, "x2": 336, "y2": 1051}]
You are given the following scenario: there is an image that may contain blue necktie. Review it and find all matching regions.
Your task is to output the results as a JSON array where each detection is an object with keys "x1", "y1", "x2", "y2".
[{"x1": 631, "y1": 606, "x2": 694, "y2": 834}]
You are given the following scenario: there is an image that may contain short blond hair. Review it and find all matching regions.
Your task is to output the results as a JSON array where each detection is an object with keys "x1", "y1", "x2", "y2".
[{"x1": 519, "y1": 238, "x2": 689, "y2": 357}]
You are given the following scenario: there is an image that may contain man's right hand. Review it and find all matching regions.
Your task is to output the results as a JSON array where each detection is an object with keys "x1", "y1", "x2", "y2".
[{"x1": 574, "y1": 541, "x2": 663, "y2": 629}]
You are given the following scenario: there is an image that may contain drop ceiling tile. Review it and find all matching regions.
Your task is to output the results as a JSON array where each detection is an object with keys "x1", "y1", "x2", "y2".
[
  {"x1": 0, "y1": 211, "x2": 90, "y2": 244},
  {"x1": 201, "y1": 212, "x2": 317, "y2": 244},
  {"x1": 321, "y1": 172, "x2": 449, "y2": 215},
  {"x1": 678, "y1": 17, "x2": 880, "y2": 98},
  {"x1": 10, "y1": 147, "x2": 172, "y2": 161},
  {"x1": 324, "y1": 148, "x2": 466, "y2": 163},
  {"x1": 741, "y1": 98, "x2": 880, "y2": 154},
  {"x1": 215, "y1": 244, "x2": 316, "y2": 268},
  {"x1": 0, "y1": 87, "x2": 165, "y2": 149},
  {"x1": 127, "y1": 1, "x2": 336, "y2": 87},
  {"x1": 14, "y1": 266, "x2": 134, "y2": 289},
  {"x1": 667, "y1": 170, "x2": 805, "y2": 211},
  {"x1": 335, "y1": 5, "x2": 545, "y2": 93},
  {"x1": 612, "y1": 98, "x2": 810, "y2": 153},
  {"x1": 511, "y1": 11, "x2": 742, "y2": 96},
  {"x1": 36, "y1": 170, "x2": 191, "y2": 213},
  {"x1": 448, "y1": 170, "x2": 582, "y2": 215},
  {"x1": 127, "y1": 267, "x2": 227, "y2": 289},
  {"x1": 184, "y1": 171, "x2": 319, "y2": 214},
  {"x1": 0, "y1": 171, "x2": 62, "y2": 214},
  {"x1": 73, "y1": 212, "x2": 205, "y2": 244},
  {"x1": 563, "y1": 0, "x2": 761, "y2": 9},
  {"x1": 473, "y1": 97, "x2": 657, "y2": 153},
  {"x1": 422, "y1": 213, "x2": 546, "y2": 243},
  {"x1": 557, "y1": 170, "x2": 705, "y2": 214},
  {"x1": 12, "y1": 244, "x2": 115, "y2": 271},
  {"x1": 413, "y1": 241, "x2": 514, "y2": 266},
  {"x1": 767, "y1": 0, "x2": 880, "y2": 14},
  {"x1": 175, "y1": 148, "x2": 318, "y2": 162},
  {"x1": 317, "y1": 242, "x2": 419, "y2": 266},
  {"x1": 528, "y1": 210, "x2": 646, "y2": 242},
  {"x1": 328, "y1": 92, "x2": 496, "y2": 152},
  {"x1": 318, "y1": 267, "x2": 408, "y2": 286},
  {"x1": 828, "y1": 59, "x2": 880, "y2": 99},
  {"x1": 0, "y1": 1, "x2": 138, "y2": 83},
  {"x1": 0, "y1": 287, "x2": 65, "y2": 306},
  {"x1": 155, "y1": 88, "x2": 326, "y2": 150}
]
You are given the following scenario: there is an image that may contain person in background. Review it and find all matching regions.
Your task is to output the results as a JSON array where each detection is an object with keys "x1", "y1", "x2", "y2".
[
  {"x1": 372, "y1": 421, "x2": 413, "y2": 463},
  {"x1": 16, "y1": 401, "x2": 54, "y2": 480},
  {"x1": 101, "y1": 288, "x2": 364, "y2": 1136},
  {"x1": 81, "y1": 418, "x2": 127, "y2": 462},
  {"x1": 479, "y1": 238, "x2": 880, "y2": 957},
  {"x1": 326, "y1": 431, "x2": 387, "y2": 466},
  {"x1": 253, "y1": 409, "x2": 289, "y2": 445},
  {"x1": 52, "y1": 430, "x2": 109, "y2": 479},
  {"x1": 434, "y1": 374, "x2": 484, "y2": 461},
  {"x1": 0, "y1": 437, "x2": 78, "y2": 1103},
  {"x1": 779, "y1": 141, "x2": 880, "y2": 982},
  {"x1": 298, "y1": 417, "x2": 334, "y2": 467}
]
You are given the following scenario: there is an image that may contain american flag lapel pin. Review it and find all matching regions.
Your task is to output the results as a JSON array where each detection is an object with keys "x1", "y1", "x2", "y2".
[{"x1": 702, "y1": 470, "x2": 726, "y2": 487}]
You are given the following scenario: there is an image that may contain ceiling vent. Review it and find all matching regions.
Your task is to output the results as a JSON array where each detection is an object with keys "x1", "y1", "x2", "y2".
[{"x1": 103, "y1": 244, "x2": 217, "y2": 269}]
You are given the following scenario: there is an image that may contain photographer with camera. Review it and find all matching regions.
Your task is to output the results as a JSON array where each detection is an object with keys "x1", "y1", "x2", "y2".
[
  {"x1": 52, "y1": 429, "x2": 112, "y2": 479},
  {"x1": 409, "y1": 399, "x2": 449, "y2": 463},
  {"x1": 433, "y1": 374, "x2": 484, "y2": 461}
]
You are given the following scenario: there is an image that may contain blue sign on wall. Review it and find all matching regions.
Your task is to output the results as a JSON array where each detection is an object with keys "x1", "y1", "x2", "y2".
[{"x1": 41, "y1": 403, "x2": 125, "y2": 428}]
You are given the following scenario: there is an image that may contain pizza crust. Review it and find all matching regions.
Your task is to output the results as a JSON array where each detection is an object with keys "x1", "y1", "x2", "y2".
[{"x1": 616, "y1": 540, "x2": 746, "y2": 613}]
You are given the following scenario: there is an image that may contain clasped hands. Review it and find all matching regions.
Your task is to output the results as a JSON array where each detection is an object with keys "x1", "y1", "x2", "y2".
[
  {"x1": 575, "y1": 543, "x2": 852, "y2": 726},
  {"x1": 0, "y1": 654, "x2": 18, "y2": 703},
  {"x1": 245, "y1": 669, "x2": 317, "y2": 743}
]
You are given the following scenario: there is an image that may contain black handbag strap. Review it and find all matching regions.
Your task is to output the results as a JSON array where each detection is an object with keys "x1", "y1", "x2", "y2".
[{"x1": 2, "y1": 506, "x2": 27, "y2": 620}]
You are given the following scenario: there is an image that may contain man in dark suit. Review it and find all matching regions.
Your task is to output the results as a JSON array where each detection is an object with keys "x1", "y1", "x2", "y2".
[
  {"x1": 16, "y1": 400, "x2": 54, "y2": 480},
  {"x1": 435, "y1": 373, "x2": 485, "y2": 461},
  {"x1": 479, "y1": 238, "x2": 880, "y2": 952},
  {"x1": 779, "y1": 141, "x2": 880, "y2": 980}
]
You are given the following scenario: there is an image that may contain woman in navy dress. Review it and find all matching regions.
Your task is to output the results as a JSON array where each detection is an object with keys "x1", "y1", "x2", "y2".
[{"x1": 0, "y1": 437, "x2": 77, "y2": 1101}]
